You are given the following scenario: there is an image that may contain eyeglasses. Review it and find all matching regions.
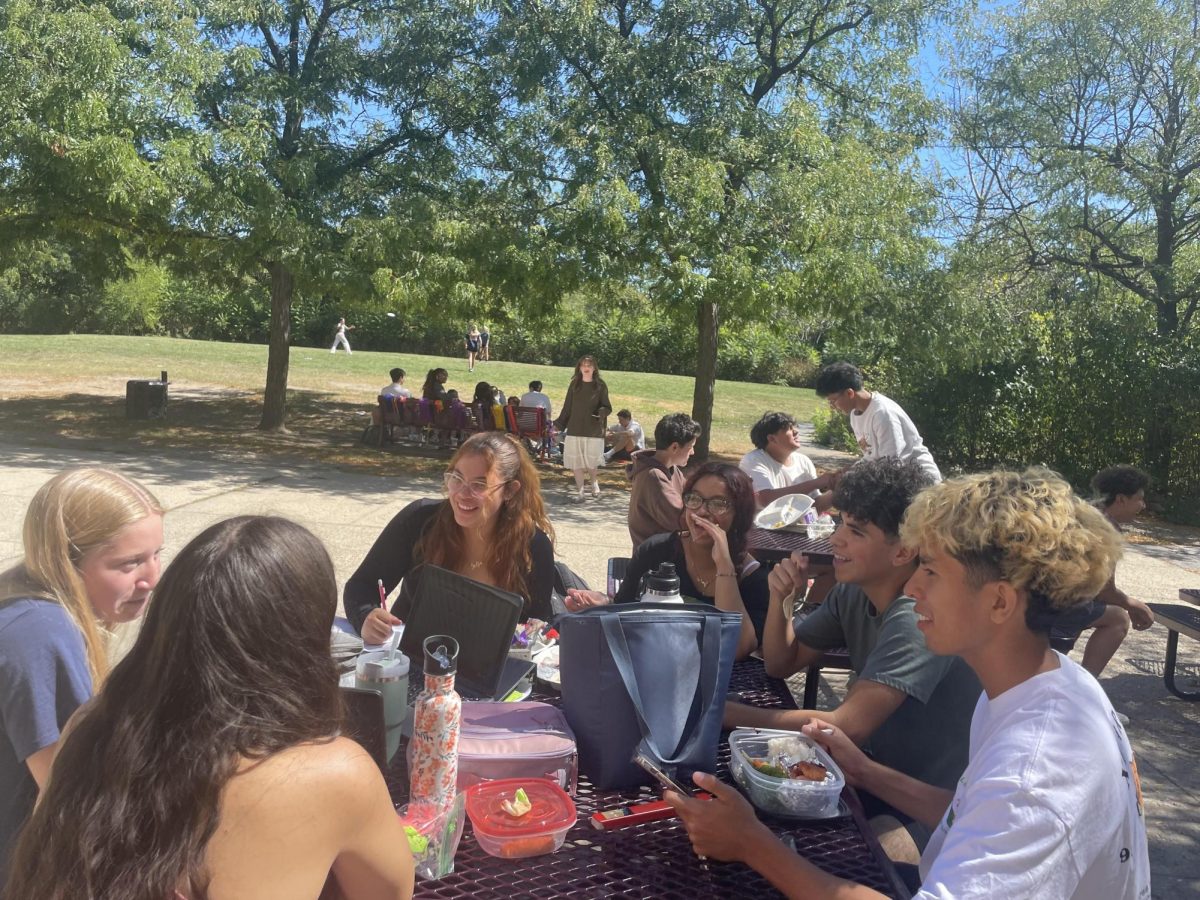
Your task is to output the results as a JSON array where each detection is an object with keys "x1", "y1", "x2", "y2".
[
  {"x1": 683, "y1": 492, "x2": 733, "y2": 515},
  {"x1": 443, "y1": 471, "x2": 508, "y2": 497}
]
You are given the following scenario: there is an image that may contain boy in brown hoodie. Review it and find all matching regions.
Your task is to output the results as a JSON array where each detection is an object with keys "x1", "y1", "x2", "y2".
[{"x1": 627, "y1": 413, "x2": 701, "y2": 548}]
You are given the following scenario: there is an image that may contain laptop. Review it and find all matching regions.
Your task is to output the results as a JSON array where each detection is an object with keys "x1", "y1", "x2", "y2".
[{"x1": 399, "y1": 563, "x2": 535, "y2": 704}]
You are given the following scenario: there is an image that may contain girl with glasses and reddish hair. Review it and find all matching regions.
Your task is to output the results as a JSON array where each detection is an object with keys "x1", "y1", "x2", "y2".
[
  {"x1": 345, "y1": 432, "x2": 556, "y2": 644},
  {"x1": 564, "y1": 462, "x2": 766, "y2": 659}
]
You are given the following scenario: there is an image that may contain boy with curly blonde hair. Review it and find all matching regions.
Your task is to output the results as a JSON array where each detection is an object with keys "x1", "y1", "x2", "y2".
[{"x1": 668, "y1": 468, "x2": 1150, "y2": 899}]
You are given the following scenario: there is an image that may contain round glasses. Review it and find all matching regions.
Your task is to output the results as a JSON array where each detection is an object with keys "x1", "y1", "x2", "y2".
[
  {"x1": 443, "y1": 471, "x2": 508, "y2": 497},
  {"x1": 682, "y1": 492, "x2": 733, "y2": 515}
]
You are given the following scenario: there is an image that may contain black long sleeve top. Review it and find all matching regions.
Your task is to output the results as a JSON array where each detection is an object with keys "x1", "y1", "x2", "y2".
[
  {"x1": 613, "y1": 532, "x2": 771, "y2": 645},
  {"x1": 343, "y1": 498, "x2": 555, "y2": 634}
]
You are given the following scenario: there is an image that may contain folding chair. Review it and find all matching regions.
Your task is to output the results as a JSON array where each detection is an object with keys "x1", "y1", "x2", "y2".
[{"x1": 505, "y1": 405, "x2": 551, "y2": 461}]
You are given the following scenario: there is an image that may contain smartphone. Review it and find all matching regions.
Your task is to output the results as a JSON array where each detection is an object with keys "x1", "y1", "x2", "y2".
[{"x1": 633, "y1": 750, "x2": 693, "y2": 795}]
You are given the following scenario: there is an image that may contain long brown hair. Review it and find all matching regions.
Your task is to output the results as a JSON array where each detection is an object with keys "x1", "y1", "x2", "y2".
[
  {"x1": 4, "y1": 516, "x2": 342, "y2": 900},
  {"x1": 416, "y1": 433, "x2": 554, "y2": 613},
  {"x1": 0, "y1": 467, "x2": 163, "y2": 685},
  {"x1": 568, "y1": 354, "x2": 605, "y2": 389}
]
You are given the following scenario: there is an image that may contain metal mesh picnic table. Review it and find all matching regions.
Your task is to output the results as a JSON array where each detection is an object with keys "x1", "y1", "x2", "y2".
[
  {"x1": 387, "y1": 658, "x2": 911, "y2": 899},
  {"x1": 746, "y1": 528, "x2": 835, "y2": 564}
]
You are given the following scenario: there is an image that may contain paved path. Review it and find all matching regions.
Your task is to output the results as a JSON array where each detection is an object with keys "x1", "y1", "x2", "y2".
[{"x1": 1, "y1": 439, "x2": 1196, "y2": 896}]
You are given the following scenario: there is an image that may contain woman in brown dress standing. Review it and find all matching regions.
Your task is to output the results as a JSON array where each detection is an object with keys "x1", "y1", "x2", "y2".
[{"x1": 553, "y1": 355, "x2": 612, "y2": 501}]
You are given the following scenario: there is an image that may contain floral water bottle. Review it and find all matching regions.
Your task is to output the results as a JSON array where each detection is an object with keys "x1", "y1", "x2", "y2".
[{"x1": 409, "y1": 635, "x2": 462, "y2": 816}]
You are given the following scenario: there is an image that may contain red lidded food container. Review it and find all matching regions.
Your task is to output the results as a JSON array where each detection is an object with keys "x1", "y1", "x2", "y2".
[{"x1": 465, "y1": 778, "x2": 577, "y2": 859}]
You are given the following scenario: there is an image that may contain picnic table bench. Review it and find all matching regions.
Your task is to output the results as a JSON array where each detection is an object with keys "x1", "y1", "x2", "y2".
[{"x1": 1147, "y1": 589, "x2": 1200, "y2": 701}]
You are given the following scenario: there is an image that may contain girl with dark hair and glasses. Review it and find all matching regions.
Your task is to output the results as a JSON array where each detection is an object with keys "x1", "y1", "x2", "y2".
[
  {"x1": 345, "y1": 432, "x2": 557, "y2": 643},
  {"x1": 565, "y1": 462, "x2": 767, "y2": 659}
]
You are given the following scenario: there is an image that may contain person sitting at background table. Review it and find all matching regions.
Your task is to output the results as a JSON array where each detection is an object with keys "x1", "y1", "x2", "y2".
[
  {"x1": 727, "y1": 457, "x2": 977, "y2": 856},
  {"x1": 739, "y1": 411, "x2": 833, "y2": 508},
  {"x1": 4, "y1": 516, "x2": 414, "y2": 900},
  {"x1": 564, "y1": 462, "x2": 766, "y2": 660},
  {"x1": 347, "y1": 432, "x2": 556, "y2": 644},
  {"x1": 0, "y1": 468, "x2": 164, "y2": 885},
  {"x1": 1050, "y1": 464, "x2": 1155, "y2": 682},
  {"x1": 421, "y1": 367, "x2": 449, "y2": 404},
  {"x1": 473, "y1": 381, "x2": 504, "y2": 429},
  {"x1": 627, "y1": 412, "x2": 701, "y2": 548},
  {"x1": 667, "y1": 468, "x2": 1149, "y2": 900},
  {"x1": 371, "y1": 366, "x2": 412, "y2": 432}
]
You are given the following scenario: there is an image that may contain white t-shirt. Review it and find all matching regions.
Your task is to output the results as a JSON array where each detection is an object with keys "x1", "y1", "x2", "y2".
[
  {"x1": 850, "y1": 392, "x2": 941, "y2": 481},
  {"x1": 610, "y1": 419, "x2": 646, "y2": 449},
  {"x1": 916, "y1": 654, "x2": 1150, "y2": 900},
  {"x1": 738, "y1": 448, "x2": 819, "y2": 497},
  {"x1": 380, "y1": 383, "x2": 411, "y2": 399},
  {"x1": 519, "y1": 391, "x2": 553, "y2": 420}
]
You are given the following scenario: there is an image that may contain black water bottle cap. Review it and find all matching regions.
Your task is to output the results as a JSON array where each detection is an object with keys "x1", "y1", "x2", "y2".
[
  {"x1": 645, "y1": 562, "x2": 681, "y2": 594},
  {"x1": 423, "y1": 634, "x2": 460, "y2": 676}
]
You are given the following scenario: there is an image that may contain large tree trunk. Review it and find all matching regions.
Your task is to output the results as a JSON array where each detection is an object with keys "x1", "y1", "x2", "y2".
[
  {"x1": 258, "y1": 261, "x2": 294, "y2": 431},
  {"x1": 691, "y1": 299, "x2": 720, "y2": 461}
]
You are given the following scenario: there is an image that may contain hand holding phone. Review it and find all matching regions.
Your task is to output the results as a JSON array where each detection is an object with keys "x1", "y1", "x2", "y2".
[{"x1": 633, "y1": 750, "x2": 693, "y2": 796}]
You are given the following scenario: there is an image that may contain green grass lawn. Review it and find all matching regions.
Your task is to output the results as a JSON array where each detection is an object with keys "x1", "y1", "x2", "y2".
[{"x1": 0, "y1": 334, "x2": 822, "y2": 472}]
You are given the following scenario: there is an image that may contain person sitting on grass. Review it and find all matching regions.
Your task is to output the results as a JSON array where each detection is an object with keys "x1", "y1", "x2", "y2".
[
  {"x1": 738, "y1": 411, "x2": 832, "y2": 508},
  {"x1": 604, "y1": 409, "x2": 645, "y2": 464},
  {"x1": 627, "y1": 412, "x2": 701, "y2": 548},
  {"x1": 667, "y1": 468, "x2": 1149, "y2": 900},
  {"x1": 1050, "y1": 465, "x2": 1156, "y2": 680},
  {"x1": 726, "y1": 457, "x2": 977, "y2": 853}
]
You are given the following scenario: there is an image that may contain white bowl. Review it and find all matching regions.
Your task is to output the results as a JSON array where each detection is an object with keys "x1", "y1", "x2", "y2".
[{"x1": 754, "y1": 494, "x2": 815, "y2": 531}]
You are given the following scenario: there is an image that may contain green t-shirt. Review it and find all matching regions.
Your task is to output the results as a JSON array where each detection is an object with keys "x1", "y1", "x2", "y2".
[{"x1": 796, "y1": 583, "x2": 980, "y2": 791}]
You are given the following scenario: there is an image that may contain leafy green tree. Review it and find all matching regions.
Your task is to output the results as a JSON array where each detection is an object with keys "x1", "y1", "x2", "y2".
[
  {"x1": 493, "y1": 0, "x2": 943, "y2": 456},
  {"x1": 951, "y1": 0, "x2": 1200, "y2": 482},
  {"x1": 0, "y1": 0, "x2": 513, "y2": 429}
]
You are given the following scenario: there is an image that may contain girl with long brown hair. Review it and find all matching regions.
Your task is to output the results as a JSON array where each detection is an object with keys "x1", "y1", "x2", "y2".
[
  {"x1": 0, "y1": 468, "x2": 164, "y2": 885},
  {"x1": 4, "y1": 516, "x2": 414, "y2": 900},
  {"x1": 552, "y1": 355, "x2": 612, "y2": 501},
  {"x1": 347, "y1": 432, "x2": 556, "y2": 644}
]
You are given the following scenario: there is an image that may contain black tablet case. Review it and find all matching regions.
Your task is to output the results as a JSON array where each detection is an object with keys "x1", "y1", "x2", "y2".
[{"x1": 399, "y1": 563, "x2": 534, "y2": 701}]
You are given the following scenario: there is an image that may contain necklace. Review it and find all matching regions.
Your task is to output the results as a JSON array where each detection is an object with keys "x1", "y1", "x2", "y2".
[{"x1": 468, "y1": 560, "x2": 484, "y2": 571}]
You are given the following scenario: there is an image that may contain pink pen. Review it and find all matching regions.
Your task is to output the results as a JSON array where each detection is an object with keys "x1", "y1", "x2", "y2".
[{"x1": 377, "y1": 579, "x2": 387, "y2": 610}]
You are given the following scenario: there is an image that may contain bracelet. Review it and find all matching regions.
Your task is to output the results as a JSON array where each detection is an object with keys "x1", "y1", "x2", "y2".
[{"x1": 717, "y1": 571, "x2": 737, "y2": 578}]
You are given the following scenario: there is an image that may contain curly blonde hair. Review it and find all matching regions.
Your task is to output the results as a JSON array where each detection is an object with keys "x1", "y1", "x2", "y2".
[{"x1": 899, "y1": 468, "x2": 1121, "y2": 613}]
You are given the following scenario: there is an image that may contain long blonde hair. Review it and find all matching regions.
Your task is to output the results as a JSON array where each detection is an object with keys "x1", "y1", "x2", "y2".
[{"x1": 0, "y1": 467, "x2": 164, "y2": 684}]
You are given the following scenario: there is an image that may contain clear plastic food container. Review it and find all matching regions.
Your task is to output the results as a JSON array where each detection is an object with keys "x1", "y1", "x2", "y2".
[
  {"x1": 728, "y1": 728, "x2": 845, "y2": 818},
  {"x1": 466, "y1": 778, "x2": 577, "y2": 858}
]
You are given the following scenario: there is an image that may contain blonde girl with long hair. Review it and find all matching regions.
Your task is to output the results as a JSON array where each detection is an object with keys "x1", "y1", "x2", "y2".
[
  {"x1": 346, "y1": 432, "x2": 556, "y2": 643},
  {"x1": 0, "y1": 467, "x2": 164, "y2": 884}
]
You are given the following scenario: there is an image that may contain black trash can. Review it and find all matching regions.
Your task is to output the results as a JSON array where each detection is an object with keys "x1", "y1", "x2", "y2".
[{"x1": 126, "y1": 371, "x2": 168, "y2": 419}]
